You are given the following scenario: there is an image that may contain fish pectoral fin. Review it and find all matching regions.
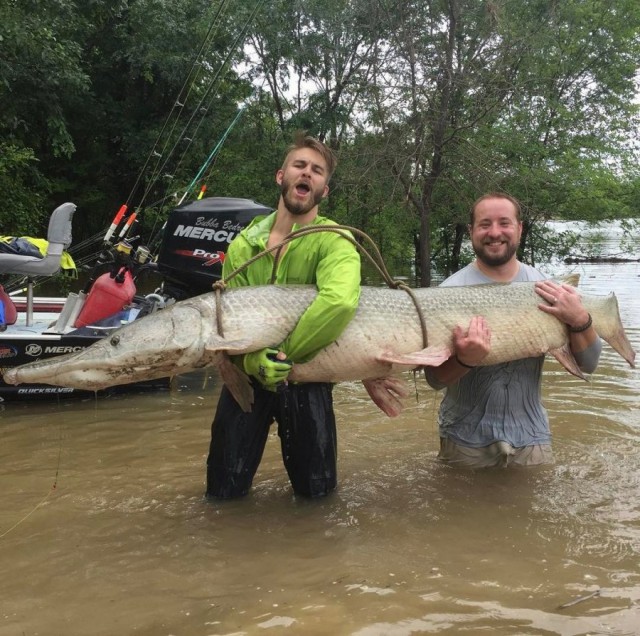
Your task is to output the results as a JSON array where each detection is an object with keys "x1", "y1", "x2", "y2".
[
  {"x1": 377, "y1": 345, "x2": 452, "y2": 369},
  {"x1": 217, "y1": 353, "x2": 254, "y2": 412},
  {"x1": 549, "y1": 345, "x2": 586, "y2": 380},
  {"x1": 205, "y1": 339, "x2": 253, "y2": 355},
  {"x1": 362, "y1": 377, "x2": 410, "y2": 418}
]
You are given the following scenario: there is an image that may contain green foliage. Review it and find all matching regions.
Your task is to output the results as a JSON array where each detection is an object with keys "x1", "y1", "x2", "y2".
[
  {"x1": 0, "y1": 0, "x2": 638, "y2": 279},
  {"x1": 362, "y1": 0, "x2": 640, "y2": 278},
  {"x1": 332, "y1": 133, "x2": 418, "y2": 278},
  {"x1": 205, "y1": 93, "x2": 287, "y2": 208},
  {"x1": 0, "y1": 0, "x2": 90, "y2": 153},
  {"x1": 0, "y1": 144, "x2": 48, "y2": 234}
]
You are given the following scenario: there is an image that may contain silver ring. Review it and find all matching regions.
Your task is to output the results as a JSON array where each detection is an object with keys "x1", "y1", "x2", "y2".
[{"x1": 551, "y1": 296, "x2": 557, "y2": 305}]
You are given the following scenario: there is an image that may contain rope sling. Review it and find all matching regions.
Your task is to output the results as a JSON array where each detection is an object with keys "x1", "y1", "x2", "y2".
[{"x1": 210, "y1": 225, "x2": 429, "y2": 352}]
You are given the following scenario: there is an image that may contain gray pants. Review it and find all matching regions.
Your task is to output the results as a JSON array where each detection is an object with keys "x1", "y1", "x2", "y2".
[{"x1": 438, "y1": 437, "x2": 554, "y2": 468}]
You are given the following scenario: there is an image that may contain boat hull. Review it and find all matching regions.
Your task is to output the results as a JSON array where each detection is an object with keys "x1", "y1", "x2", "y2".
[{"x1": 0, "y1": 306, "x2": 169, "y2": 402}]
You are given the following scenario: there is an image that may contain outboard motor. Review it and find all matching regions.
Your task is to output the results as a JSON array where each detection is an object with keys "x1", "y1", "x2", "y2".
[{"x1": 156, "y1": 197, "x2": 271, "y2": 298}]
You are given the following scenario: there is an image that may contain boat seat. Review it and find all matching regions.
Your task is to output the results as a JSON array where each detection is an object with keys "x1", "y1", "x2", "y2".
[{"x1": 0, "y1": 202, "x2": 76, "y2": 326}]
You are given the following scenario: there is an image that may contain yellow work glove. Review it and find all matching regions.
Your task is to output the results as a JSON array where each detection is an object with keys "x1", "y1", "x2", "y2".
[{"x1": 243, "y1": 348, "x2": 292, "y2": 391}]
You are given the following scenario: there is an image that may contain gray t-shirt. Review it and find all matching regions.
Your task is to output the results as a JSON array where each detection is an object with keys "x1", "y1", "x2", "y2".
[{"x1": 424, "y1": 262, "x2": 601, "y2": 448}]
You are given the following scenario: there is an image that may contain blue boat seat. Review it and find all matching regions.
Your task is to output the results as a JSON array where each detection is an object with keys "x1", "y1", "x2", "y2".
[{"x1": 0, "y1": 202, "x2": 76, "y2": 326}]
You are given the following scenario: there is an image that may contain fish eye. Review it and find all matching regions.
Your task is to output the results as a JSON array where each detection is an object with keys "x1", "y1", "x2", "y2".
[{"x1": 110, "y1": 335, "x2": 120, "y2": 346}]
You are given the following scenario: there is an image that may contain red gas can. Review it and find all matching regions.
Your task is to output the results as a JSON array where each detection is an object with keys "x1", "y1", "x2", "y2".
[
  {"x1": 0, "y1": 285, "x2": 17, "y2": 326},
  {"x1": 74, "y1": 269, "x2": 136, "y2": 328}
]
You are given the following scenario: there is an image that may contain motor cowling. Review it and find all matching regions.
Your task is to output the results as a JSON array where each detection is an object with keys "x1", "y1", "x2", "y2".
[{"x1": 156, "y1": 197, "x2": 271, "y2": 298}]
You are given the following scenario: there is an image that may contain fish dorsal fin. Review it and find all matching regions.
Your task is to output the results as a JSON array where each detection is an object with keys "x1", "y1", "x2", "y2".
[{"x1": 558, "y1": 273, "x2": 580, "y2": 287}]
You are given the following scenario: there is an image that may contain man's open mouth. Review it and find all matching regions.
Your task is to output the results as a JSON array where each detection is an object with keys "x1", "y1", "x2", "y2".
[{"x1": 295, "y1": 182, "x2": 311, "y2": 194}]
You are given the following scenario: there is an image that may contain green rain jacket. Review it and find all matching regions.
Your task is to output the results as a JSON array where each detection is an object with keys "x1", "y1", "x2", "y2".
[{"x1": 222, "y1": 211, "x2": 361, "y2": 364}]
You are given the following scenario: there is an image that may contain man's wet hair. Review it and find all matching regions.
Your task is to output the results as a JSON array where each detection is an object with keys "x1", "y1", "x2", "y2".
[
  {"x1": 470, "y1": 192, "x2": 522, "y2": 225},
  {"x1": 284, "y1": 132, "x2": 337, "y2": 181}
]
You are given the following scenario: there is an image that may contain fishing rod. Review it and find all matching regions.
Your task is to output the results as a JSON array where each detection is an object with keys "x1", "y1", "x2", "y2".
[
  {"x1": 130, "y1": 2, "x2": 267, "y2": 250},
  {"x1": 178, "y1": 103, "x2": 248, "y2": 206},
  {"x1": 142, "y1": 102, "x2": 250, "y2": 252},
  {"x1": 140, "y1": 0, "x2": 265, "y2": 216},
  {"x1": 87, "y1": 94, "x2": 249, "y2": 298},
  {"x1": 121, "y1": 0, "x2": 231, "y2": 214},
  {"x1": 98, "y1": 0, "x2": 233, "y2": 251},
  {"x1": 9, "y1": 2, "x2": 267, "y2": 297},
  {"x1": 110, "y1": 11, "x2": 265, "y2": 256}
]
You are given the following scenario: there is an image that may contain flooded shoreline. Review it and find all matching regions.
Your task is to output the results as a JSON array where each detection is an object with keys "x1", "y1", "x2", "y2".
[{"x1": 1, "y1": 257, "x2": 639, "y2": 636}]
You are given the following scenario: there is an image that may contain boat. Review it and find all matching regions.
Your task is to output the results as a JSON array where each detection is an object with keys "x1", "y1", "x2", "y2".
[
  {"x1": 0, "y1": 196, "x2": 271, "y2": 402},
  {"x1": 0, "y1": 4, "x2": 273, "y2": 403}
]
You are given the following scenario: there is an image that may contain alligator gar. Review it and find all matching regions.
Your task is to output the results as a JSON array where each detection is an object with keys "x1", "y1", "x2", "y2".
[{"x1": 2, "y1": 279, "x2": 635, "y2": 413}]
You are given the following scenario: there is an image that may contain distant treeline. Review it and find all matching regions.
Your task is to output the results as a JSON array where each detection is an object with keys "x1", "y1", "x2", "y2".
[{"x1": 2, "y1": 0, "x2": 640, "y2": 285}]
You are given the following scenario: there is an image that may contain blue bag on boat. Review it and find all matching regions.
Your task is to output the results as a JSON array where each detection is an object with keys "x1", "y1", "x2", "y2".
[{"x1": 0, "y1": 237, "x2": 44, "y2": 258}]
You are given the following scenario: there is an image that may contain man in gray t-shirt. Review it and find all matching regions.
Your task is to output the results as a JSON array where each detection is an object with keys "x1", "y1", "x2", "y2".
[{"x1": 424, "y1": 193, "x2": 601, "y2": 468}]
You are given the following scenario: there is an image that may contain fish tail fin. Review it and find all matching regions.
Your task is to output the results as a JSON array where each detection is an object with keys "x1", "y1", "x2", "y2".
[
  {"x1": 600, "y1": 328, "x2": 636, "y2": 368},
  {"x1": 590, "y1": 294, "x2": 636, "y2": 367}
]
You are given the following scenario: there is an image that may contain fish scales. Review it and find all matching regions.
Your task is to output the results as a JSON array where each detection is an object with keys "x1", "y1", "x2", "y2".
[
  {"x1": 218, "y1": 285, "x2": 317, "y2": 347},
  {"x1": 292, "y1": 284, "x2": 572, "y2": 382}
]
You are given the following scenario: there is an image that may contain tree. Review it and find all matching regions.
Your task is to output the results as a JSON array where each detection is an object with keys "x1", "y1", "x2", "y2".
[
  {"x1": 1, "y1": 0, "x2": 638, "y2": 279},
  {"x1": 244, "y1": 0, "x2": 382, "y2": 145},
  {"x1": 0, "y1": 145, "x2": 48, "y2": 233},
  {"x1": 0, "y1": 0, "x2": 256, "y2": 242},
  {"x1": 356, "y1": 0, "x2": 640, "y2": 283},
  {"x1": 0, "y1": 0, "x2": 90, "y2": 233}
]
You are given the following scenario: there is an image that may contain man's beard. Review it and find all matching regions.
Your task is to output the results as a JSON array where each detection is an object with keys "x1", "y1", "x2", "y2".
[
  {"x1": 281, "y1": 178, "x2": 324, "y2": 216},
  {"x1": 473, "y1": 240, "x2": 519, "y2": 267}
]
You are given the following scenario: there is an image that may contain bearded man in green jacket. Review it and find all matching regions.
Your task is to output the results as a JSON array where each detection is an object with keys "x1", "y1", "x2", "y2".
[{"x1": 206, "y1": 134, "x2": 362, "y2": 499}]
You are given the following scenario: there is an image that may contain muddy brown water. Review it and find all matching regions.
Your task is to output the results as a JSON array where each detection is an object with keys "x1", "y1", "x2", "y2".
[{"x1": 1, "y1": 259, "x2": 639, "y2": 636}]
